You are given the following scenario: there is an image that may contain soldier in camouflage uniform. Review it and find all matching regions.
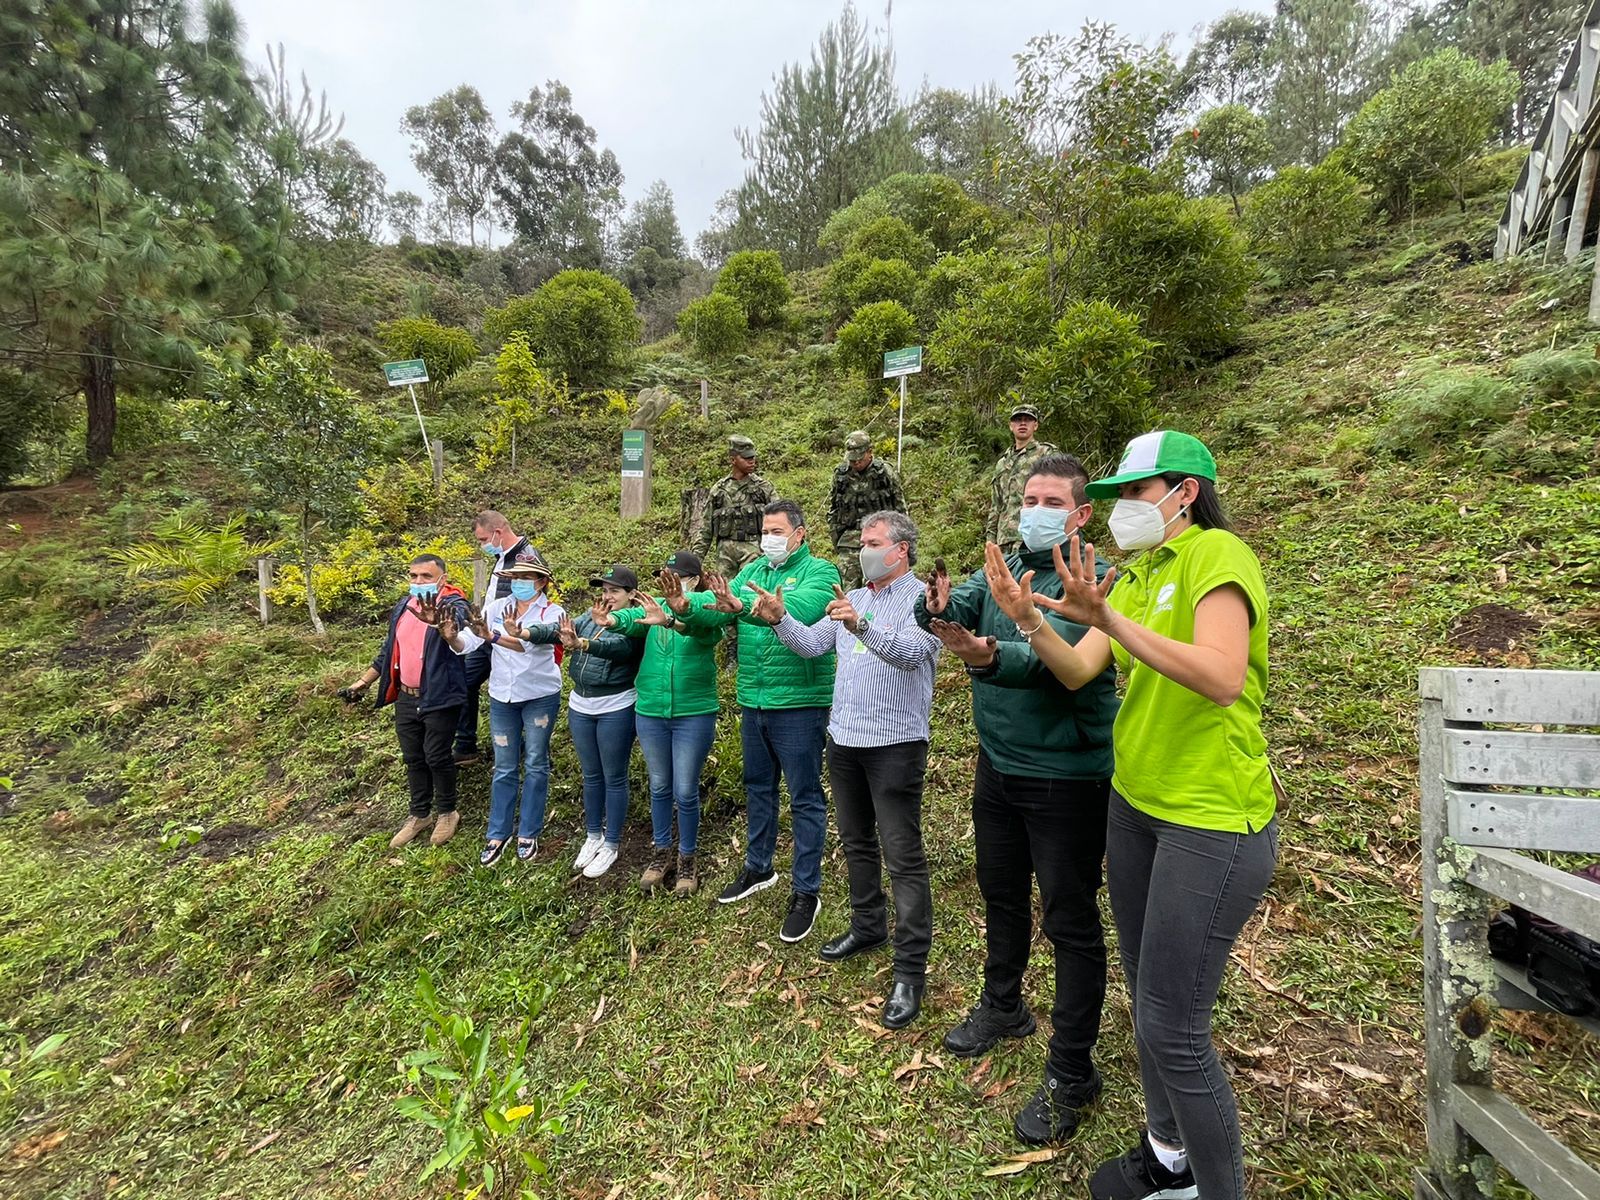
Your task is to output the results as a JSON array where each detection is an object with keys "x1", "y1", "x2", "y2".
[
  {"x1": 828, "y1": 430, "x2": 906, "y2": 590},
  {"x1": 985, "y1": 403, "x2": 1057, "y2": 557},
  {"x1": 696, "y1": 434, "x2": 776, "y2": 665}
]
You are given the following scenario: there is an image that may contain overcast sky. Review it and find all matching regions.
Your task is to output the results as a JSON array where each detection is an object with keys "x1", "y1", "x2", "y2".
[{"x1": 231, "y1": 0, "x2": 1245, "y2": 243}]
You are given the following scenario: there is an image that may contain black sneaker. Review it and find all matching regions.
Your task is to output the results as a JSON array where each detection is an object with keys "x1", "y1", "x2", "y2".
[
  {"x1": 716, "y1": 865, "x2": 779, "y2": 904},
  {"x1": 1012, "y1": 1067, "x2": 1103, "y2": 1145},
  {"x1": 780, "y1": 891, "x2": 821, "y2": 943},
  {"x1": 942, "y1": 995, "x2": 1037, "y2": 1057},
  {"x1": 1089, "y1": 1137, "x2": 1198, "y2": 1200}
]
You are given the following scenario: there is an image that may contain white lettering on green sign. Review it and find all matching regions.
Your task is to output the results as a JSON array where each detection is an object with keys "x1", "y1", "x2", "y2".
[
  {"x1": 382, "y1": 359, "x2": 429, "y2": 386},
  {"x1": 882, "y1": 346, "x2": 923, "y2": 378},
  {"x1": 621, "y1": 430, "x2": 647, "y2": 479}
]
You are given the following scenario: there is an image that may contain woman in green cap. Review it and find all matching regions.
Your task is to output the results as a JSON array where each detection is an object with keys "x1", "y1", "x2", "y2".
[{"x1": 981, "y1": 429, "x2": 1275, "y2": 1200}]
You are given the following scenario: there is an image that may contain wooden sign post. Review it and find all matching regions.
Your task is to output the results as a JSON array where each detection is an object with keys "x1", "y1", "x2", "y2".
[{"x1": 620, "y1": 429, "x2": 651, "y2": 520}]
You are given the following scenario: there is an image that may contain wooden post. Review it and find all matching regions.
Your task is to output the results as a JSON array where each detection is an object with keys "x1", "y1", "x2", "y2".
[
  {"x1": 681, "y1": 486, "x2": 709, "y2": 549},
  {"x1": 1417, "y1": 669, "x2": 1494, "y2": 1200},
  {"x1": 620, "y1": 430, "x2": 651, "y2": 521},
  {"x1": 430, "y1": 438, "x2": 444, "y2": 488},
  {"x1": 256, "y1": 556, "x2": 272, "y2": 626},
  {"x1": 1545, "y1": 193, "x2": 1572, "y2": 264},
  {"x1": 699, "y1": 379, "x2": 710, "y2": 419},
  {"x1": 472, "y1": 558, "x2": 488, "y2": 605},
  {"x1": 1587, "y1": 237, "x2": 1600, "y2": 324},
  {"x1": 1565, "y1": 147, "x2": 1599, "y2": 262}
]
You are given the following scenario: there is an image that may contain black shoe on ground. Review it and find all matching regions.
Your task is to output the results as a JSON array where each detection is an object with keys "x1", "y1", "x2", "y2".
[
  {"x1": 780, "y1": 891, "x2": 821, "y2": 942},
  {"x1": 942, "y1": 995, "x2": 1037, "y2": 1058},
  {"x1": 1013, "y1": 1067, "x2": 1103, "y2": 1145},
  {"x1": 819, "y1": 928, "x2": 889, "y2": 962},
  {"x1": 881, "y1": 979, "x2": 924, "y2": 1029},
  {"x1": 1088, "y1": 1136, "x2": 1199, "y2": 1200},
  {"x1": 453, "y1": 750, "x2": 480, "y2": 766},
  {"x1": 716, "y1": 865, "x2": 779, "y2": 904}
]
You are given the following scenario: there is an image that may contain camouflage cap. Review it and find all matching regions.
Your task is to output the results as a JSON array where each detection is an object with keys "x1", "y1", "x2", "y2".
[
  {"x1": 1009, "y1": 403, "x2": 1041, "y2": 421},
  {"x1": 844, "y1": 430, "x2": 872, "y2": 454},
  {"x1": 727, "y1": 434, "x2": 756, "y2": 458}
]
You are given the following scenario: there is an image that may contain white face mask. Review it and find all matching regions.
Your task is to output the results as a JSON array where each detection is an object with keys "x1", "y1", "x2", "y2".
[
  {"x1": 760, "y1": 532, "x2": 793, "y2": 566},
  {"x1": 1107, "y1": 483, "x2": 1185, "y2": 551}
]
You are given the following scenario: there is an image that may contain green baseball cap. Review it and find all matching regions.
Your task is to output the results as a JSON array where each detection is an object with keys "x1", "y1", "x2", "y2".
[{"x1": 1084, "y1": 430, "x2": 1217, "y2": 499}]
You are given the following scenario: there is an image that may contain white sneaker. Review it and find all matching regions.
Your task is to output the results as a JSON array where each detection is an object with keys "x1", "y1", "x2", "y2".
[
  {"x1": 582, "y1": 842, "x2": 620, "y2": 879},
  {"x1": 573, "y1": 832, "x2": 605, "y2": 871}
]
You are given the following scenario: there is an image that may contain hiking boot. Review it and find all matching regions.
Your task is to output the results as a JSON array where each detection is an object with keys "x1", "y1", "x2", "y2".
[
  {"x1": 390, "y1": 815, "x2": 433, "y2": 849},
  {"x1": 1089, "y1": 1136, "x2": 1198, "y2": 1200},
  {"x1": 672, "y1": 853, "x2": 698, "y2": 895},
  {"x1": 429, "y1": 810, "x2": 460, "y2": 846},
  {"x1": 780, "y1": 891, "x2": 821, "y2": 943},
  {"x1": 1013, "y1": 1068, "x2": 1103, "y2": 1145},
  {"x1": 640, "y1": 847, "x2": 675, "y2": 892},
  {"x1": 942, "y1": 995, "x2": 1037, "y2": 1058},
  {"x1": 717, "y1": 865, "x2": 779, "y2": 904}
]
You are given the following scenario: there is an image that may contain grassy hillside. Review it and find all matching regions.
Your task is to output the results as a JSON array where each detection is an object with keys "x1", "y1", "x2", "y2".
[{"x1": 1, "y1": 175, "x2": 1597, "y2": 1200}]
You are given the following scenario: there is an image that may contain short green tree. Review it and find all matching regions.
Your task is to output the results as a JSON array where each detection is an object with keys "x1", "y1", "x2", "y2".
[
  {"x1": 927, "y1": 274, "x2": 1052, "y2": 417},
  {"x1": 483, "y1": 270, "x2": 641, "y2": 382},
  {"x1": 1343, "y1": 48, "x2": 1518, "y2": 215},
  {"x1": 824, "y1": 254, "x2": 921, "y2": 321},
  {"x1": 914, "y1": 251, "x2": 1017, "y2": 325},
  {"x1": 1020, "y1": 301, "x2": 1158, "y2": 473},
  {"x1": 713, "y1": 250, "x2": 792, "y2": 328},
  {"x1": 476, "y1": 334, "x2": 564, "y2": 472},
  {"x1": 193, "y1": 342, "x2": 378, "y2": 634},
  {"x1": 111, "y1": 513, "x2": 282, "y2": 610},
  {"x1": 818, "y1": 171, "x2": 996, "y2": 255},
  {"x1": 376, "y1": 317, "x2": 479, "y2": 399},
  {"x1": 842, "y1": 216, "x2": 934, "y2": 268},
  {"x1": 1242, "y1": 163, "x2": 1370, "y2": 284},
  {"x1": 676, "y1": 293, "x2": 748, "y2": 359},
  {"x1": 834, "y1": 301, "x2": 918, "y2": 376},
  {"x1": 1188, "y1": 105, "x2": 1274, "y2": 215}
]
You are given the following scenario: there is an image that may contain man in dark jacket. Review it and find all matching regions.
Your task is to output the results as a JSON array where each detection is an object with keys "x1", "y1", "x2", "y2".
[
  {"x1": 914, "y1": 453, "x2": 1120, "y2": 1147},
  {"x1": 456, "y1": 510, "x2": 534, "y2": 763},
  {"x1": 339, "y1": 554, "x2": 475, "y2": 849}
]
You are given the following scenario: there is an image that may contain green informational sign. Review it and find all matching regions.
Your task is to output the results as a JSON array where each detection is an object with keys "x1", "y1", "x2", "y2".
[
  {"x1": 882, "y1": 345, "x2": 923, "y2": 378},
  {"x1": 621, "y1": 429, "x2": 647, "y2": 479},
  {"x1": 382, "y1": 358, "x2": 429, "y2": 386}
]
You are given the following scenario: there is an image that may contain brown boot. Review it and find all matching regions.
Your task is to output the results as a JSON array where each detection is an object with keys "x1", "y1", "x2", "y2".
[
  {"x1": 640, "y1": 847, "x2": 674, "y2": 892},
  {"x1": 430, "y1": 810, "x2": 461, "y2": 846},
  {"x1": 672, "y1": 853, "x2": 698, "y2": 896},
  {"x1": 390, "y1": 815, "x2": 433, "y2": 849}
]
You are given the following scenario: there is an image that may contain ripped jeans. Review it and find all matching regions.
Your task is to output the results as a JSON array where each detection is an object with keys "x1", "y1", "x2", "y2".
[{"x1": 487, "y1": 693, "x2": 560, "y2": 842}]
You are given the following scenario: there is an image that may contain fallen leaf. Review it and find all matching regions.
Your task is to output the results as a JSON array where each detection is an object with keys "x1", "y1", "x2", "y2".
[
  {"x1": 591, "y1": 994, "x2": 607, "y2": 1024},
  {"x1": 1009, "y1": 1149, "x2": 1058, "y2": 1164},
  {"x1": 1332, "y1": 1061, "x2": 1392, "y2": 1084},
  {"x1": 982, "y1": 1161, "x2": 1032, "y2": 1177},
  {"x1": 981, "y1": 1078, "x2": 1021, "y2": 1100},
  {"x1": 11, "y1": 1130, "x2": 68, "y2": 1160},
  {"x1": 248, "y1": 1131, "x2": 283, "y2": 1155},
  {"x1": 968, "y1": 1056, "x2": 993, "y2": 1086}
]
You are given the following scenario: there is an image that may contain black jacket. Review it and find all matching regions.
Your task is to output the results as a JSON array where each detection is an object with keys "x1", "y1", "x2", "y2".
[{"x1": 371, "y1": 584, "x2": 473, "y2": 714}]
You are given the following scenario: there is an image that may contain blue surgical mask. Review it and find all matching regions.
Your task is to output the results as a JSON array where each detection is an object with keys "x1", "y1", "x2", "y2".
[
  {"x1": 509, "y1": 580, "x2": 540, "y2": 601},
  {"x1": 481, "y1": 542, "x2": 503, "y2": 558},
  {"x1": 409, "y1": 582, "x2": 439, "y2": 599},
  {"x1": 1017, "y1": 504, "x2": 1083, "y2": 552}
]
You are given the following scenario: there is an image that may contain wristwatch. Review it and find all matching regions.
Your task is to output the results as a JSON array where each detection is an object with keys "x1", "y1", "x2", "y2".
[{"x1": 854, "y1": 616, "x2": 871, "y2": 636}]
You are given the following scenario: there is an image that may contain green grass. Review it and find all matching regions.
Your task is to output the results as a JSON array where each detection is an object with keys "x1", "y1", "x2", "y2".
[{"x1": 2, "y1": 183, "x2": 1598, "y2": 1198}]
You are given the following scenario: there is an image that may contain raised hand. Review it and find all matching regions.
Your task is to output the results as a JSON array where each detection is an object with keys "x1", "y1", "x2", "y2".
[
  {"x1": 438, "y1": 609, "x2": 460, "y2": 643},
  {"x1": 704, "y1": 571, "x2": 744, "y2": 614},
  {"x1": 924, "y1": 556, "x2": 951, "y2": 616},
  {"x1": 929, "y1": 618, "x2": 998, "y2": 667},
  {"x1": 1031, "y1": 536, "x2": 1115, "y2": 628},
  {"x1": 824, "y1": 582, "x2": 861, "y2": 633},
  {"x1": 657, "y1": 569, "x2": 690, "y2": 614},
  {"x1": 982, "y1": 542, "x2": 1042, "y2": 629},
  {"x1": 465, "y1": 602, "x2": 491, "y2": 640},
  {"x1": 557, "y1": 613, "x2": 581, "y2": 651},
  {"x1": 746, "y1": 582, "x2": 787, "y2": 625},
  {"x1": 589, "y1": 599, "x2": 618, "y2": 630},
  {"x1": 414, "y1": 593, "x2": 441, "y2": 625},
  {"x1": 634, "y1": 591, "x2": 673, "y2": 627}
]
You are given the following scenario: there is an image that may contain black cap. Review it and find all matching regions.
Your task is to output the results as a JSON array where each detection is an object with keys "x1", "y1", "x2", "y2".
[
  {"x1": 589, "y1": 563, "x2": 639, "y2": 591},
  {"x1": 664, "y1": 551, "x2": 703, "y2": 577}
]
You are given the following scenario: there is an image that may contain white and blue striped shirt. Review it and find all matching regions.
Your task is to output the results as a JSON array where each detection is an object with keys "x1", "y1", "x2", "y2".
[{"x1": 772, "y1": 570, "x2": 941, "y2": 749}]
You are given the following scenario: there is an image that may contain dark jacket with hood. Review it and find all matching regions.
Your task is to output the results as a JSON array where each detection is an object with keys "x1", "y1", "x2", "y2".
[{"x1": 371, "y1": 582, "x2": 473, "y2": 714}]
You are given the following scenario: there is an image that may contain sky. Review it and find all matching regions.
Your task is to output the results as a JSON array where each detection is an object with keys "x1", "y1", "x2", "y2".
[{"x1": 230, "y1": 0, "x2": 1246, "y2": 243}]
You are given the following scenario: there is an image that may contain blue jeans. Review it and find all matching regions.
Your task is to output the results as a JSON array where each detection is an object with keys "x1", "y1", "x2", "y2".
[
  {"x1": 636, "y1": 713, "x2": 717, "y2": 855},
  {"x1": 488, "y1": 693, "x2": 560, "y2": 842},
  {"x1": 740, "y1": 705, "x2": 829, "y2": 895},
  {"x1": 568, "y1": 705, "x2": 636, "y2": 844}
]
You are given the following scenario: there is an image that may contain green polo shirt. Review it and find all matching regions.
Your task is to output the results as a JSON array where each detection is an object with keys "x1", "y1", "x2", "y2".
[{"x1": 1107, "y1": 525, "x2": 1275, "y2": 833}]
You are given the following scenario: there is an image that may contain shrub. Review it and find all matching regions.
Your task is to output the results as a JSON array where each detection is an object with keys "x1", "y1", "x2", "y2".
[
  {"x1": 0, "y1": 367, "x2": 73, "y2": 485},
  {"x1": 110, "y1": 512, "x2": 283, "y2": 610},
  {"x1": 915, "y1": 251, "x2": 1017, "y2": 324},
  {"x1": 713, "y1": 250, "x2": 791, "y2": 328},
  {"x1": 834, "y1": 301, "x2": 918, "y2": 377},
  {"x1": 927, "y1": 272, "x2": 1052, "y2": 416},
  {"x1": 818, "y1": 172, "x2": 996, "y2": 255},
  {"x1": 825, "y1": 254, "x2": 920, "y2": 320},
  {"x1": 844, "y1": 216, "x2": 934, "y2": 268},
  {"x1": 483, "y1": 270, "x2": 641, "y2": 383},
  {"x1": 476, "y1": 335, "x2": 567, "y2": 472},
  {"x1": 1020, "y1": 301, "x2": 1158, "y2": 473},
  {"x1": 1087, "y1": 193, "x2": 1252, "y2": 368},
  {"x1": 1374, "y1": 366, "x2": 1517, "y2": 457},
  {"x1": 375, "y1": 317, "x2": 479, "y2": 396},
  {"x1": 1343, "y1": 49, "x2": 1518, "y2": 216},
  {"x1": 676, "y1": 292, "x2": 748, "y2": 359},
  {"x1": 1242, "y1": 164, "x2": 1369, "y2": 285}
]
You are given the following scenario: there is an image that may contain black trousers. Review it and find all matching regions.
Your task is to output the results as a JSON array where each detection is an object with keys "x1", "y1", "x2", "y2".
[
  {"x1": 973, "y1": 746, "x2": 1109, "y2": 1082},
  {"x1": 395, "y1": 694, "x2": 462, "y2": 818},
  {"x1": 828, "y1": 738, "x2": 932, "y2": 981},
  {"x1": 454, "y1": 644, "x2": 492, "y2": 754}
]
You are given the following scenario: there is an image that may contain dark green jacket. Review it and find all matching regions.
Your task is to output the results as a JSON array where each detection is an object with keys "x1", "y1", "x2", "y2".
[
  {"x1": 610, "y1": 593, "x2": 724, "y2": 719},
  {"x1": 523, "y1": 614, "x2": 644, "y2": 698},
  {"x1": 913, "y1": 546, "x2": 1118, "y2": 779},
  {"x1": 679, "y1": 543, "x2": 839, "y2": 710}
]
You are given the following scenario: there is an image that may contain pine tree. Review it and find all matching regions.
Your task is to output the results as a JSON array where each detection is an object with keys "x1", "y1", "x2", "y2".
[
  {"x1": 0, "y1": 0, "x2": 295, "y2": 468},
  {"x1": 732, "y1": 2, "x2": 914, "y2": 267},
  {"x1": 1267, "y1": 0, "x2": 1381, "y2": 165}
]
